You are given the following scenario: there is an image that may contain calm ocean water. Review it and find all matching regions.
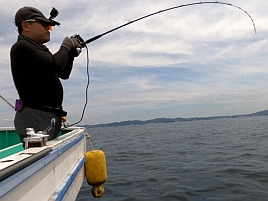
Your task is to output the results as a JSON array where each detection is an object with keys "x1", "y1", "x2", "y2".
[{"x1": 76, "y1": 116, "x2": 268, "y2": 201}]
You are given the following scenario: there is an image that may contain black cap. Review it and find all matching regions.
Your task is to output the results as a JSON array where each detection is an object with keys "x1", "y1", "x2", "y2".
[{"x1": 15, "y1": 6, "x2": 60, "y2": 26}]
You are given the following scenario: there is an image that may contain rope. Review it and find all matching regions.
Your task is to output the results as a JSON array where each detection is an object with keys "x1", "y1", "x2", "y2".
[{"x1": 84, "y1": 128, "x2": 94, "y2": 150}]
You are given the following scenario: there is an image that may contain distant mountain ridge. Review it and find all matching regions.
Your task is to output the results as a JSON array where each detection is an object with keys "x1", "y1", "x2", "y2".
[{"x1": 83, "y1": 109, "x2": 268, "y2": 128}]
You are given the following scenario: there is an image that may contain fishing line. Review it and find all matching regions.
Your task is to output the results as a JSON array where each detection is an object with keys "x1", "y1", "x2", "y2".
[
  {"x1": 68, "y1": 45, "x2": 90, "y2": 127},
  {"x1": 231, "y1": 34, "x2": 256, "y2": 115},
  {"x1": 68, "y1": 1, "x2": 256, "y2": 126}
]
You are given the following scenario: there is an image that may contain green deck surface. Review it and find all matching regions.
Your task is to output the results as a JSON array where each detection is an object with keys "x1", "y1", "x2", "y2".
[
  {"x1": 0, "y1": 130, "x2": 23, "y2": 159},
  {"x1": 0, "y1": 129, "x2": 70, "y2": 159}
]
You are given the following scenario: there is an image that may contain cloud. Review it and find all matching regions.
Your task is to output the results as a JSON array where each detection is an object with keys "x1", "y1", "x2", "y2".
[{"x1": 1, "y1": 0, "x2": 268, "y2": 125}]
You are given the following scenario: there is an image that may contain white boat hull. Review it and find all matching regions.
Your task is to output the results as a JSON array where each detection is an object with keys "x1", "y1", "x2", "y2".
[{"x1": 0, "y1": 127, "x2": 87, "y2": 201}]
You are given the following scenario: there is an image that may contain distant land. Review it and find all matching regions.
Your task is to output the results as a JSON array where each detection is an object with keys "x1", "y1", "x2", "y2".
[{"x1": 82, "y1": 109, "x2": 268, "y2": 128}]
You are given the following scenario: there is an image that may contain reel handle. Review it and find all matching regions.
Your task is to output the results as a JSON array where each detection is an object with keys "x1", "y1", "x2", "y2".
[{"x1": 76, "y1": 47, "x2": 82, "y2": 54}]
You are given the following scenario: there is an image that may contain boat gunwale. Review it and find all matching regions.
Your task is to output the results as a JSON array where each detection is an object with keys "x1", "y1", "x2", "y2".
[{"x1": 0, "y1": 127, "x2": 86, "y2": 198}]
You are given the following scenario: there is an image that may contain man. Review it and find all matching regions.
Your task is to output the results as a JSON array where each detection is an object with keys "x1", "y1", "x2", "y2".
[{"x1": 10, "y1": 6, "x2": 82, "y2": 143}]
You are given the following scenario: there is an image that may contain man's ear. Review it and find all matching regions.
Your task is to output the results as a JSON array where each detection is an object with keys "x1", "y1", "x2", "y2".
[{"x1": 21, "y1": 21, "x2": 31, "y2": 32}]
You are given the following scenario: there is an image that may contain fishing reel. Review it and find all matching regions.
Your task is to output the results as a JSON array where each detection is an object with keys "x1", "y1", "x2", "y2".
[
  {"x1": 71, "y1": 34, "x2": 85, "y2": 55},
  {"x1": 71, "y1": 34, "x2": 84, "y2": 44}
]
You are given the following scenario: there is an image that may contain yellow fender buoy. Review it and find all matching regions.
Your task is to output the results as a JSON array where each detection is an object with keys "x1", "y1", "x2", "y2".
[{"x1": 85, "y1": 150, "x2": 107, "y2": 198}]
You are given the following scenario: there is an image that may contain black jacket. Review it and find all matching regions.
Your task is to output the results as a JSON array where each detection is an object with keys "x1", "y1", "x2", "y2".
[{"x1": 10, "y1": 35, "x2": 74, "y2": 108}]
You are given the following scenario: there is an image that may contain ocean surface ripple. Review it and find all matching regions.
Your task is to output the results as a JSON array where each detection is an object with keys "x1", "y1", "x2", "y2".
[{"x1": 76, "y1": 116, "x2": 268, "y2": 201}]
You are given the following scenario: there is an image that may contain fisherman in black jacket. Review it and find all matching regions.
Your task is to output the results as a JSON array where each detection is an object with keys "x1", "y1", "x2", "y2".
[{"x1": 10, "y1": 6, "x2": 82, "y2": 143}]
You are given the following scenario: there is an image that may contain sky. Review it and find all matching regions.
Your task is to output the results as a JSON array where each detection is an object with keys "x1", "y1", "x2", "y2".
[{"x1": 1, "y1": 0, "x2": 268, "y2": 126}]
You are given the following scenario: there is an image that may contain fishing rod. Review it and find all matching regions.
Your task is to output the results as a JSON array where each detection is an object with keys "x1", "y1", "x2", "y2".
[
  {"x1": 70, "y1": 1, "x2": 257, "y2": 126},
  {"x1": 81, "y1": 1, "x2": 256, "y2": 46},
  {"x1": 0, "y1": 94, "x2": 15, "y2": 109}
]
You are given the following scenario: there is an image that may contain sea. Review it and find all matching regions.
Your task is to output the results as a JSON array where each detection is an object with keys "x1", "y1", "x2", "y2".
[{"x1": 76, "y1": 115, "x2": 268, "y2": 201}]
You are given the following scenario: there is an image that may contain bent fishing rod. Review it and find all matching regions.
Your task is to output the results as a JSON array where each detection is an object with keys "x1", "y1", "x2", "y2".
[
  {"x1": 68, "y1": 1, "x2": 256, "y2": 126},
  {"x1": 80, "y1": 1, "x2": 256, "y2": 46}
]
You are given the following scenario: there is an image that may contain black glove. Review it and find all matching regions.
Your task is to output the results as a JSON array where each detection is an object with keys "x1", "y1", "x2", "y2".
[
  {"x1": 61, "y1": 37, "x2": 82, "y2": 57},
  {"x1": 70, "y1": 34, "x2": 84, "y2": 57}
]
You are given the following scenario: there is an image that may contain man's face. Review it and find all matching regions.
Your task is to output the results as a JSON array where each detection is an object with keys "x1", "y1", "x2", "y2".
[{"x1": 21, "y1": 20, "x2": 51, "y2": 44}]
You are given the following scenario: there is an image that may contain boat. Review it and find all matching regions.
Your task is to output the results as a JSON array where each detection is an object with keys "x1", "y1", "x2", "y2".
[{"x1": 0, "y1": 124, "x2": 107, "y2": 200}]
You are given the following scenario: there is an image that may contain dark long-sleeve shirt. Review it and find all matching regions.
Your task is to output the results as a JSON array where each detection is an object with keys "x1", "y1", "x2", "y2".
[{"x1": 10, "y1": 35, "x2": 74, "y2": 108}]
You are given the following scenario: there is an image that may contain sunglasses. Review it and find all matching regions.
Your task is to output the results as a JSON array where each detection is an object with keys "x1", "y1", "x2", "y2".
[{"x1": 24, "y1": 19, "x2": 53, "y2": 30}]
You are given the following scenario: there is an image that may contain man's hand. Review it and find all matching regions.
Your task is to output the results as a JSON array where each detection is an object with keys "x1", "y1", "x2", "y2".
[{"x1": 61, "y1": 37, "x2": 82, "y2": 57}]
